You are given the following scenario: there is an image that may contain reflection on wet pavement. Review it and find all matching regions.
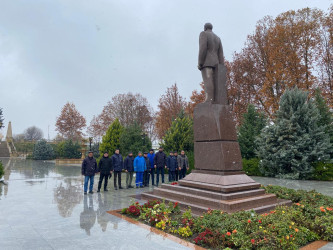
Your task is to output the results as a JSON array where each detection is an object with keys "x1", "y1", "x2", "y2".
[
  {"x1": 0, "y1": 158, "x2": 332, "y2": 250},
  {"x1": 0, "y1": 158, "x2": 188, "y2": 250}
]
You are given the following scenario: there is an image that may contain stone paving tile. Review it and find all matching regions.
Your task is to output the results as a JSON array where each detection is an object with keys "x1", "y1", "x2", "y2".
[{"x1": 319, "y1": 242, "x2": 333, "y2": 250}]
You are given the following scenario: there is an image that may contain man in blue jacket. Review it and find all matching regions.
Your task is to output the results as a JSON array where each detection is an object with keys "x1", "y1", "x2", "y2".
[
  {"x1": 147, "y1": 149, "x2": 155, "y2": 186},
  {"x1": 112, "y1": 149, "x2": 123, "y2": 190},
  {"x1": 124, "y1": 152, "x2": 134, "y2": 188},
  {"x1": 134, "y1": 151, "x2": 146, "y2": 188},
  {"x1": 81, "y1": 151, "x2": 98, "y2": 194}
]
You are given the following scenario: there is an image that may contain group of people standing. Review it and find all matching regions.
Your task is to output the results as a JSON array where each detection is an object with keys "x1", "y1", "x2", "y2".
[{"x1": 81, "y1": 147, "x2": 189, "y2": 194}]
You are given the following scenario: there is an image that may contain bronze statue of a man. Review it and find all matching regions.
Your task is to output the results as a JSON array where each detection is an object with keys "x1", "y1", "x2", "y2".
[{"x1": 198, "y1": 23, "x2": 224, "y2": 103}]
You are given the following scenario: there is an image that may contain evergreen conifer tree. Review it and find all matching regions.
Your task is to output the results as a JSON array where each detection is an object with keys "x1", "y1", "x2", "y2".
[
  {"x1": 314, "y1": 89, "x2": 333, "y2": 157},
  {"x1": 238, "y1": 104, "x2": 266, "y2": 159},
  {"x1": 161, "y1": 110, "x2": 194, "y2": 152},
  {"x1": 120, "y1": 122, "x2": 152, "y2": 155},
  {"x1": 99, "y1": 118, "x2": 124, "y2": 157},
  {"x1": 256, "y1": 88, "x2": 331, "y2": 179},
  {"x1": 33, "y1": 140, "x2": 55, "y2": 160}
]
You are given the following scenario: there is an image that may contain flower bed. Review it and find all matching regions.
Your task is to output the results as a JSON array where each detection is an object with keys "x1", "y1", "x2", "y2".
[{"x1": 121, "y1": 185, "x2": 333, "y2": 249}]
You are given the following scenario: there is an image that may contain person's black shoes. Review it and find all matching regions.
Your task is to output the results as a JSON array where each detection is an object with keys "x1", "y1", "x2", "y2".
[
  {"x1": 140, "y1": 186, "x2": 144, "y2": 188},
  {"x1": 114, "y1": 187, "x2": 118, "y2": 190},
  {"x1": 89, "y1": 191, "x2": 93, "y2": 194},
  {"x1": 119, "y1": 187, "x2": 123, "y2": 189},
  {"x1": 84, "y1": 192, "x2": 87, "y2": 195},
  {"x1": 104, "y1": 189, "x2": 108, "y2": 192}
]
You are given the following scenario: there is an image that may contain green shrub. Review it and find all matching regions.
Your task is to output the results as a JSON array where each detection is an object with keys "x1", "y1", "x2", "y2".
[
  {"x1": 242, "y1": 158, "x2": 263, "y2": 176},
  {"x1": 15, "y1": 142, "x2": 35, "y2": 154},
  {"x1": 56, "y1": 140, "x2": 81, "y2": 159},
  {"x1": 311, "y1": 162, "x2": 333, "y2": 181},
  {"x1": 0, "y1": 161, "x2": 4, "y2": 179},
  {"x1": 33, "y1": 140, "x2": 55, "y2": 160}
]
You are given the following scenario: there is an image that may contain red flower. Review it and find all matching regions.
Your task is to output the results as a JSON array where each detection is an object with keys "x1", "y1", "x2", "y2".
[
  {"x1": 226, "y1": 232, "x2": 231, "y2": 236},
  {"x1": 258, "y1": 220, "x2": 262, "y2": 223},
  {"x1": 248, "y1": 219, "x2": 251, "y2": 223},
  {"x1": 232, "y1": 229, "x2": 237, "y2": 234},
  {"x1": 251, "y1": 239, "x2": 255, "y2": 244},
  {"x1": 327, "y1": 207, "x2": 332, "y2": 211},
  {"x1": 290, "y1": 234, "x2": 293, "y2": 237}
]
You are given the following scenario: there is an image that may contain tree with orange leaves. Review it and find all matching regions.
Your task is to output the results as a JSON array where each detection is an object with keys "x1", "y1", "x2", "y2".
[
  {"x1": 227, "y1": 8, "x2": 326, "y2": 124},
  {"x1": 55, "y1": 102, "x2": 86, "y2": 140},
  {"x1": 317, "y1": 5, "x2": 333, "y2": 103},
  {"x1": 155, "y1": 83, "x2": 186, "y2": 139},
  {"x1": 186, "y1": 82, "x2": 205, "y2": 117}
]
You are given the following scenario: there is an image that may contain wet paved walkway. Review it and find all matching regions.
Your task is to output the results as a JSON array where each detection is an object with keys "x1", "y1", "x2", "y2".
[{"x1": 0, "y1": 158, "x2": 332, "y2": 250}]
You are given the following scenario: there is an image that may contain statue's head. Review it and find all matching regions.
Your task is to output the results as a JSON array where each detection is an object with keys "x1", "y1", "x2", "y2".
[{"x1": 204, "y1": 23, "x2": 213, "y2": 31}]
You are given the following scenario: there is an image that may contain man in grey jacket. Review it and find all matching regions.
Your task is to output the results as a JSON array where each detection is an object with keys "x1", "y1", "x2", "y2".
[{"x1": 178, "y1": 150, "x2": 189, "y2": 180}]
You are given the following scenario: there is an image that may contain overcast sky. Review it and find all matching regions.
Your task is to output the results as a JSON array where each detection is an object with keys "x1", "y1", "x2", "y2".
[{"x1": 1, "y1": 0, "x2": 332, "y2": 139}]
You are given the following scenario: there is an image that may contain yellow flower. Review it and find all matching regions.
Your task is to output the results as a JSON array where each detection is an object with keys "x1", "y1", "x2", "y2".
[
  {"x1": 291, "y1": 222, "x2": 295, "y2": 225},
  {"x1": 259, "y1": 226, "x2": 262, "y2": 229},
  {"x1": 286, "y1": 236, "x2": 289, "y2": 240},
  {"x1": 282, "y1": 211, "x2": 285, "y2": 214}
]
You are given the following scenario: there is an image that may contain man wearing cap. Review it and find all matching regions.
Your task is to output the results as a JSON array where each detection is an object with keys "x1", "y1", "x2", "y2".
[
  {"x1": 124, "y1": 152, "x2": 134, "y2": 188},
  {"x1": 147, "y1": 149, "x2": 155, "y2": 186},
  {"x1": 111, "y1": 149, "x2": 124, "y2": 190},
  {"x1": 134, "y1": 151, "x2": 146, "y2": 188},
  {"x1": 97, "y1": 151, "x2": 113, "y2": 192},
  {"x1": 81, "y1": 151, "x2": 98, "y2": 194},
  {"x1": 143, "y1": 152, "x2": 150, "y2": 186},
  {"x1": 154, "y1": 147, "x2": 167, "y2": 186}
]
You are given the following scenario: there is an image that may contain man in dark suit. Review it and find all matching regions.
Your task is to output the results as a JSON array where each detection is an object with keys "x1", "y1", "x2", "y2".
[{"x1": 198, "y1": 23, "x2": 224, "y2": 103}]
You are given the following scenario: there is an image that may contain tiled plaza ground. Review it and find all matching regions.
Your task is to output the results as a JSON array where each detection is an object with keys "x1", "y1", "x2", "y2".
[{"x1": 0, "y1": 158, "x2": 332, "y2": 250}]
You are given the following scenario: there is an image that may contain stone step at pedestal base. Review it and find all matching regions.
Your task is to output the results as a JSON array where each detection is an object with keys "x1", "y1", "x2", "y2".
[
  {"x1": 158, "y1": 183, "x2": 266, "y2": 200},
  {"x1": 141, "y1": 191, "x2": 291, "y2": 216}
]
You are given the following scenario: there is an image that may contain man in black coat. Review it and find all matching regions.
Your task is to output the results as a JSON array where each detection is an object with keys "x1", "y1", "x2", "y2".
[
  {"x1": 167, "y1": 151, "x2": 177, "y2": 182},
  {"x1": 174, "y1": 151, "x2": 179, "y2": 181},
  {"x1": 143, "y1": 152, "x2": 150, "y2": 186},
  {"x1": 112, "y1": 149, "x2": 123, "y2": 190},
  {"x1": 154, "y1": 147, "x2": 167, "y2": 186},
  {"x1": 82, "y1": 151, "x2": 98, "y2": 194},
  {"x1": 97, "y1": 152, "x2": 113, "y2": 192},
  {"x1": 124, "y1": 152, "x2": 134, "y2": 188}
]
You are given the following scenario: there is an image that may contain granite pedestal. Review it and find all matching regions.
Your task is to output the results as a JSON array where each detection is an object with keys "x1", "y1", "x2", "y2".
[{"x1": 142, "y1": 101, "x2": 291, "y2": 214}]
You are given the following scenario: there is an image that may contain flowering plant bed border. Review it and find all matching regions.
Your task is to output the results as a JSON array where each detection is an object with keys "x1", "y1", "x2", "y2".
[
  {"x1": 107, "y1": 209, "x2": 204, "y2": 250},
  {"x1": 110, "y1": 185, "x2": 333, "y2": 249}
]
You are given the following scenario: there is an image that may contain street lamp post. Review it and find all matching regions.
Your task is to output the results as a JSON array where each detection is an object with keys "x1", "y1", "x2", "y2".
[{"x1": 89, "y1": 137, "x2": 93, "y2": 151}]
